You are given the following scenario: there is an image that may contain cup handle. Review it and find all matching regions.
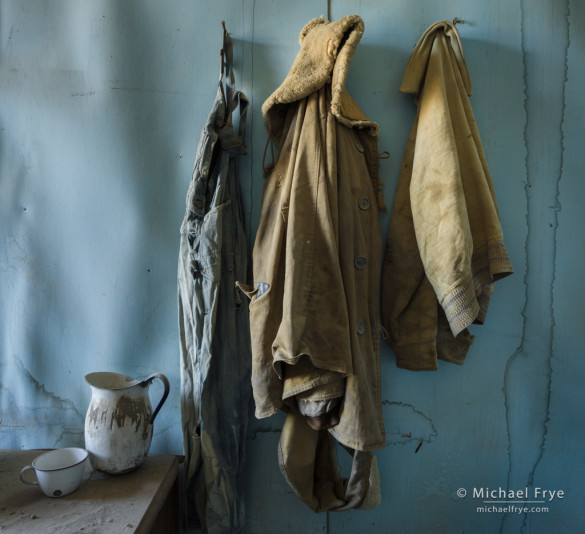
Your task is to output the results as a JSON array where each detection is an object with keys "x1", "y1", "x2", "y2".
[
  {"x1": 20, "y1": 465, "x2": 38, "y2": 486},
  {"x1": 143, "y1": 373, "x2": 170, "y2": 424}
]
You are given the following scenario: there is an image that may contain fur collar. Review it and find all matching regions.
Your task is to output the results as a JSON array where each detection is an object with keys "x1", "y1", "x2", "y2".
[{"x1": 263, "y1": 15, "x2": 379, "y2": 139}]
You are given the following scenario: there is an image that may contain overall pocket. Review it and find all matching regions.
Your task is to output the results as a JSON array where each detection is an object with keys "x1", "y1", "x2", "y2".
[{"x1": 188, "y1": 201, "x2": 231, "y2": 283}]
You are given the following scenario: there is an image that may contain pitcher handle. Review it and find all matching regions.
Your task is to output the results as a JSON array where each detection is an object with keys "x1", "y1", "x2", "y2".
[{"x1": 143, "y1": 373, "x2": 170, "y2": 424}]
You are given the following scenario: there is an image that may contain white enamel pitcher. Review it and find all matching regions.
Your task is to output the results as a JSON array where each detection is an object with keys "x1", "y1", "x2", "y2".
[{"x1": 84, "y1": 372, "x2": 169, "y2": 474}]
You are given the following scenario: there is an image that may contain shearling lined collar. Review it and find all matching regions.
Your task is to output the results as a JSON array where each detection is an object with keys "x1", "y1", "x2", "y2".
[{"x1": 262, "y1": 15, "x2": 379, "y2": 139}]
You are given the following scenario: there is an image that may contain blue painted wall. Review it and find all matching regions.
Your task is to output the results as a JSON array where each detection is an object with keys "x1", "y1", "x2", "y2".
[{"x1": 1, "y1": 1, "x2": 583, "y2": 532}]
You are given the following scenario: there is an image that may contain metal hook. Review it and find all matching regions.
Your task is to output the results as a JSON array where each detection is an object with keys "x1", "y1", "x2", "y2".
[
  {"x1": 219, "y1": 21, "x2": 227, "y2": 81},
  {"x1": 453, "y1": 17, "x2": 465, "y2": 25}
]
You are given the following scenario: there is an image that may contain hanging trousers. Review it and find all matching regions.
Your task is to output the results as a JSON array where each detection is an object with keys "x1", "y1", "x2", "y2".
[{"x1": 178, "y1": 28, "x2": 251, "y2": 534}]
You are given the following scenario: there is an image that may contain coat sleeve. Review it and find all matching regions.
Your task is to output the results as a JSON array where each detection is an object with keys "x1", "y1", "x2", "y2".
[
  {"x1": 408, "y1": 33, "x2": 479, "y2": 337},
  {"x1": 410, "y1": 32, "x2": 513, "y2": 337}
]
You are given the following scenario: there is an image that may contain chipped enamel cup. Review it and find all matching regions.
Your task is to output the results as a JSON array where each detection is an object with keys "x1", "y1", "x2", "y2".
[{"x1": 20, "y1": 447, "x2": 88, "y2": 497}]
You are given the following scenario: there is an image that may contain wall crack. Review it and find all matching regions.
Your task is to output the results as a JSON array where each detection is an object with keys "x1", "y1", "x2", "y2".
[{"x1": 501, "y1": 1, "x2": 570, "y2": 532}]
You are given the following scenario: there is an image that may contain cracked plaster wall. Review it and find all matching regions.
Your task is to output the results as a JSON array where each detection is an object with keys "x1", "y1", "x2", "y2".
[{"x1": 1, "y1": 1, "x2": 583, "y2": 533}]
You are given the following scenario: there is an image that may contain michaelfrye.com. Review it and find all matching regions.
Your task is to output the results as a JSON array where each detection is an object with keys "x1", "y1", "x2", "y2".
[{"x1": 456, "y1": 486, "x2": 565, "y2": 514}]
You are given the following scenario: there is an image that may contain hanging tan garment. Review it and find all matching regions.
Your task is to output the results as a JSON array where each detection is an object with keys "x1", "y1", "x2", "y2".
[
  {"x1": 382, "y1": 21, "x2": 513, "y2": 371},
  {"x1": 241, "y1": 15, "x2": 385, "y2": 511}
]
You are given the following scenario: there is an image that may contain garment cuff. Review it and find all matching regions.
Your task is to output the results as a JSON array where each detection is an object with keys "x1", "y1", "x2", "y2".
[{"x1": 391, "y1": 341, "x2": 439, "y2": 371}]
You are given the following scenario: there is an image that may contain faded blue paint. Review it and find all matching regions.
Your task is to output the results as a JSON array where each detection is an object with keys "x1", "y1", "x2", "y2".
[{"x1": 1, "y1": 1, "x2": 583, "y2": 532}]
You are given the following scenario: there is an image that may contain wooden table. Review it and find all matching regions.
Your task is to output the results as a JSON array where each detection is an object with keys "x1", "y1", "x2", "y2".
[{"x1": 0, "y1": 450, "x2": 180, "y2": 534}]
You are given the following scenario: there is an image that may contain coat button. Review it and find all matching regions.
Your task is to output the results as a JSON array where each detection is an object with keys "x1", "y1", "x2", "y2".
[
  {"x1": 354, "y1": 139, "x2": 364, "y2": 153},
  {"x1": 357, "y1": 321, "x2": 366, "y2": 335},
  {"x1": 354, "y1": 256, "x2": 367, "y2": 269},
  {"x1": 358, "y1": 197, "x2": 371, "y2": 210}
]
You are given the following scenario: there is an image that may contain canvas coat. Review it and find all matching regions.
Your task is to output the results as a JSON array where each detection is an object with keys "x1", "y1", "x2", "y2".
[
  {"x1": 382, "y1": 21, "x2": 514, "y2": 371},
  {"x1": 240, "y1": 15, "x2": 386, "y2": 512}
]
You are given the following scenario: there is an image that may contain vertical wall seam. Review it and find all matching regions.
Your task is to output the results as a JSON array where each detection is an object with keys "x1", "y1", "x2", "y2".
[
  {"x1": 247, "y1": 0, "x2": 256, "y2": 243},
  {"x1": 501, "y1": 1, "x2": 570, "y2": 532},
  {"x1": 500, "y1": 1, "x2": 530, "y2": 528},
  {"x1": 521, "y1": 0, "x2": 570, "y2": 524}
]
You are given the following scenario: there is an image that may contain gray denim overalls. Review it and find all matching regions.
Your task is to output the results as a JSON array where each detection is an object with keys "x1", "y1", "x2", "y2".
[{"x1": 178, "y1": 25, "x2": 251, "y2": 534}]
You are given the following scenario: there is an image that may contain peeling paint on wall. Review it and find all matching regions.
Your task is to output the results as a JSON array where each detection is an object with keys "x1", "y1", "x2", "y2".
[
  {"x1": 0, "y1": 356, "x2": 84, "y2": 449},
  {"x1": 382, "y1": 401, "x2": 438, "y2": 449}
]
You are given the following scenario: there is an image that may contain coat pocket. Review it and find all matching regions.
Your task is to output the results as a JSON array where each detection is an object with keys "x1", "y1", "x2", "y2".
[{"x1": 236, "y1": 282, "x2": 258, "y2": 301}]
